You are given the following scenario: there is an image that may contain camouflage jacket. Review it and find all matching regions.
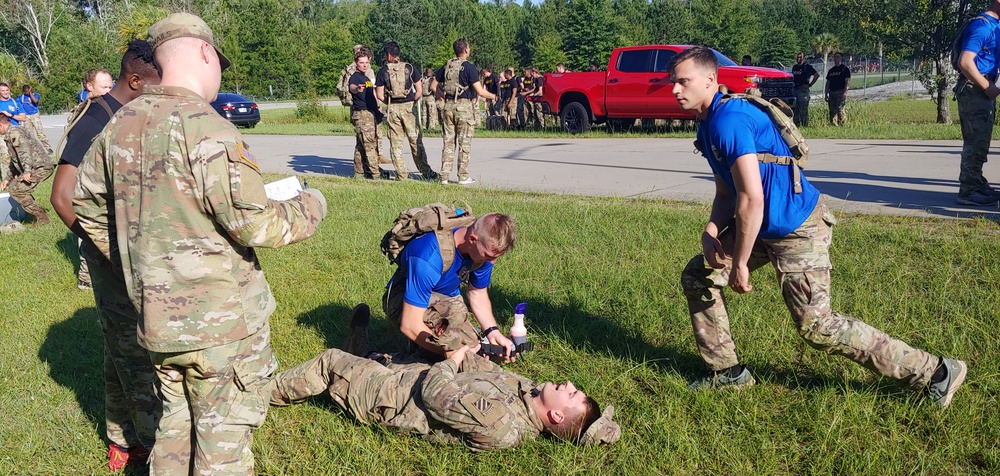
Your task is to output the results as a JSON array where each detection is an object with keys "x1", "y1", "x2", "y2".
[
  {"x1": 421, "y1": 359, "x2": 544, "y2": 451},
  {"x1": 73, "y1": 85, "x2": 327, "y2": 353},
  {"x1": 3, "y1": 125, "x2": 53, "y2": 182}
]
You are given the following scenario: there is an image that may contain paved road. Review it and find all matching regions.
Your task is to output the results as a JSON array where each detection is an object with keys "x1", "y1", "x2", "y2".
[{"x1": 39, "y1": 114, "x2": 1000, "y2": 220}]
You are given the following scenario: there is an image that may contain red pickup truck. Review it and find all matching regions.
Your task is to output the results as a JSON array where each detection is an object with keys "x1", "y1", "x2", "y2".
[{"x1": 536, "y1": 45, "x2": 795, "y2": 133}]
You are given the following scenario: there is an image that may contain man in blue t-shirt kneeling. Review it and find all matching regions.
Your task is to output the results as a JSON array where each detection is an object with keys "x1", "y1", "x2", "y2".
[
  {"x1": 367, "y1": 212, "x2": 517, "y2": 371},
  {"x1": 669, "y1": 46, "x2": 967, "y2": 409}
]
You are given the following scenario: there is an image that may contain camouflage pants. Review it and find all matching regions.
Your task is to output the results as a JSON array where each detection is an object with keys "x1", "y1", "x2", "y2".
[
  {"x1": 23, "y1": 114, "x2": 51, "y2": 151},
  {"x1": 386, "y1": 101, "x2": 434, "y2": 179},
  {"x1": 0, "y1": 138, "x2": 8, "y2": 178},
  {"x1": 957, "y1": 84, "x2": 995, "y2": 196},
  {"x1": 793, "y1": 87, "x2": 811, "y2": 127},
  {"x1": 5, "y1": 165, "x2": 53, "y2": 215},
  {"x1": 383, "y1": 270, "x2": 495, "y2": 372},
  {"x1": 485, "y1": 99, "x2": 498, "y2": 116},
  {"x1": 828, "y1": 90, "x2": 847, "y2": 126},
  {"x1": 516, "y1": 96, "x2": 530, "y2": 128},
  {"x1": 441, "y1": 99, "x2": 476, "y2": 182},
  {"x1": 680, "y1": 197, "x2": 939, "y2": 389},
  {"x1": 86, "y1": 246, "x2": 159, "y2": 451},
  {"x1": 148, "y1": 324, "x2": 277, "y2": 475},
  {"x1": 422, "y1": 96, "x2": 438, "y2": 130},
  {"x1": 436, "y1": 99, "x2": 445, "y2": 129},
  {"x1": 270, "y1": 348, "x2": 431, "y2": 435},
  {"x1": 351, "y1": 109, "x2": 380, "y2": 179},
  {"x1": 501, "y1": 100, "x2": 516, "y2": 127},
  {"x1": 531, "y1": 98, "x2": 546, "y2": 128}
]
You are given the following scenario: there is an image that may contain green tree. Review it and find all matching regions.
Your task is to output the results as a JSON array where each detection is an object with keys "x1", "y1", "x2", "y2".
[
  {"x1": 563, "y1": 0, "x2": 621, "y2": 71},
  {"x1": 306, "y1": 20, "x2": 354, "y2": 96},
  {"x1": 690, "y1": 0, "x2": 759, "y2": 61},
  {"x1": 757, "y1": 25, "x2": 798, "y2": 69},
  {"x1": 647, "y1": 0, "x2": 694, "y2": 44},
  {"x1": 812, "y1": 32, "x2": 840, "y2": 74}
]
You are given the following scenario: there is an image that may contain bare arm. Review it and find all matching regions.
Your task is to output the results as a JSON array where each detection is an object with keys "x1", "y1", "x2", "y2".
[
  {"x1": 470, "y1": 81, "x2": 497, "y2": 102},
  {"x1": 728, "y1": 153, "x2": 764, "y2": 294},
  {"x1": 702, "y1": 175, "x2": 737, "y2": 269},
  {"x1": 400, "y1": 302, "x2": 448, "y2": 356},
  {"x1": 467, "y1": 286, "x2": 515, "y2": 360}
]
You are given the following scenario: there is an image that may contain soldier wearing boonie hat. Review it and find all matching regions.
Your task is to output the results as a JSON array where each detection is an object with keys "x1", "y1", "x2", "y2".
[{"x1": 74, "y1": 10, "x2": 328, "y2": 475}]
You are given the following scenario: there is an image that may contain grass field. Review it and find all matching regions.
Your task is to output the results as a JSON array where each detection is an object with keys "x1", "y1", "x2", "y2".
[
  {"x1": 242, "y1": 96, "x2": 983, "y2": 141},
  {"x1": 1, "y1": 176, "x2": 998, "y2": 475}
]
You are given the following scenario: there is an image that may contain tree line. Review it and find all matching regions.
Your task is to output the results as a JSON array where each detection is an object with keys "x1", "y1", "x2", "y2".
[{"x1": 0, "y1": 0, "x2": 971, "y2": 119}]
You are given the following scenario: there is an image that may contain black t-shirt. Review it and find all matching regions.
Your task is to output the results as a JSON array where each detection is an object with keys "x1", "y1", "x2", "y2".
[
  {"x1": 435, "y1": 60, "x2": 480, "y2": 100},
  {"x1": 59, "y1": 94, "x2": 123, "y2": 167},
  {"x1": 482, "y1": 74, "x2": 498, "y2": 95},
  {"x1": 350, "y1": 71, "x2": 376, "y2": 111},
  {"x1": 826, "y1": 64, "x2": 851, "y2": 91},
  {"x1": 503, "y1": 77, "x2": 521, "y2": 102},
  {"x1": 498, "y1": 78, "x2": 512, "y2": 101},
  {"x1": 532, "y1": 76, "x2": 544, "y2": 94},
  {"x1": 792, "y1": 63, "x2": 818, "y2": 88},
  {"x1": 375, "y1": 63, "x2": 421, "y2": 103},
  {"x1": 520, "y1": 76, "x2": 535, "y2": 95}
]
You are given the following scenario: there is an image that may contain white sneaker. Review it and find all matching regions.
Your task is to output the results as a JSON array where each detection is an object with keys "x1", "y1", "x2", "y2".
[
  {"x1": 440, "y1": 179, "x2": 449, "y2": 185},
  {"x1": 458, "y1": 178, "x2": 476, "y2": 185}
]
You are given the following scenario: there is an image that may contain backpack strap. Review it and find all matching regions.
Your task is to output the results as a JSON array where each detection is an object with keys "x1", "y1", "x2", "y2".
[{"x1": 55, "y1": 96, "x2": 115, "y2": 157}]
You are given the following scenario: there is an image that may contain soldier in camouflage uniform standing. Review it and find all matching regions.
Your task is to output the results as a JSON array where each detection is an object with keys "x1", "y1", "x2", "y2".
[
  {"x1": 375, "y1": 42, "x2": 438, "y2": 181},
  {"x1": 74, "y1": 13, "x2": 327, "y2": 474},
  {"x1": 270, "y1": 343, "x2": 620, "y2": 451},
  {"x1": 339, "y1": 45, "x2": 389, "y2": 170},
  {"x1": 349, "y1": 49, "x2": 383, "y2": 180},
  {"x1": 429, "y1": 39, "x2": 497, "y2": 185},
  {"x1": 420, "y1": 68, "x2": 438, "y2": 130},
  {"x1": 669, "y1": 47, "x2": 967, "y2": 409},
  {"x1": 51, "y1": 39, "x2": 162, "y2": 471},
  {"x1": 0, "y1": 114, "x2": 53, "y2": 225}
]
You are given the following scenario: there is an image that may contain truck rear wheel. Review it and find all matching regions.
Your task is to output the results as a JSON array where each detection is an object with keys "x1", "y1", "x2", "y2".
[{"x1": 560, "y1": 102, "x2": 591, "y2": 134}]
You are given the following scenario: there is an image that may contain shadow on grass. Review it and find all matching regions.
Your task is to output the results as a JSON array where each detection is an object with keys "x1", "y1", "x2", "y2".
[
  {"x1": 54, "y1": 232, "x2": 81, "y2": 272},
  {"x1": 37, "y1": 307, "x2": 106, "y2": 440},
  {"x1": 294, "y1": 302, "x2": 357, "y2": 351}
]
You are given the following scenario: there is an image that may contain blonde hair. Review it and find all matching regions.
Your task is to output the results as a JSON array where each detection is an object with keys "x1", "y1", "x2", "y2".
[{"x1": 471, "y1": 213, "x2": 516, "y2": 254}]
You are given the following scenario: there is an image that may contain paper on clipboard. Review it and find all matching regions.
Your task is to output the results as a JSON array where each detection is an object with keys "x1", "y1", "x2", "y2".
[{"x1": 264, "y1": 176, "x2": 303, "y2": 201}]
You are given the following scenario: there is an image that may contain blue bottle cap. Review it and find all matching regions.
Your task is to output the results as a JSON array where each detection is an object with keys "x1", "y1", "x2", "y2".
[{"x1": 515, "y1": 302, "x2": 527, "y2": 314}]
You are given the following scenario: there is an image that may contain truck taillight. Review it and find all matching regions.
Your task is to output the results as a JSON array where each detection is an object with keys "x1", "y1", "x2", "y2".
[{"x1": 744, "y1": 75, "x2": 760, "y2": 88}]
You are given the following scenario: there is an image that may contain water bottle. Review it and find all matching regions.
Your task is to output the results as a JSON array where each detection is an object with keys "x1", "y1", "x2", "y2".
[{"x1": 510, "y1": 302, "x2": 527, "y2": 347}]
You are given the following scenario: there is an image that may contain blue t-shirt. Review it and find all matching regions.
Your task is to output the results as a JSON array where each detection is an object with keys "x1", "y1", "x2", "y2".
[
  {"x1": 391, "y1": 229, "x2": 494, "y2": 308},
  {"x1": 77, "y1": 90, "x2": 89, "y2": 103},
  {"x1": 697, "y1": 92, "x2": 820, "y2": 239},
  {"x1": 961, "y1": 13, "x2": 1000, "y2": 76},
  {"x1": 0, "y1": 97, "x2": 24, "y2": 126},
  {"x1": 18, "y1": 93, "x2": 39, "y2": 115}
]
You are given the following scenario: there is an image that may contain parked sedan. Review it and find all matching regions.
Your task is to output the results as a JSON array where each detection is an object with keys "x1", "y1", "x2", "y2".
[{"x1": 211, "y1": 92, "x2": 260, "y2": 127}]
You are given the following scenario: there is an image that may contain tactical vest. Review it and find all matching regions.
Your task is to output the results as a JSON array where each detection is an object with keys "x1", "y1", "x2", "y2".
[
  {"x1": 338, "y1": 64, "x2": 356, "y2": 107},
  {"x1": 386, "y1": 62, "x2": 413, "y2": 100},
  {"x1": 56, "y1": 96, "x2": 114, "y2": 155},
  {"x1": 381, "y1": 202, "x2": 477, "y2": 273},
  {"x1": 443, "y1": 58, "x2": 469, "y2": 99},
  {"x1": 694, "y1": 86, "x2": 809, "y2": 193}
]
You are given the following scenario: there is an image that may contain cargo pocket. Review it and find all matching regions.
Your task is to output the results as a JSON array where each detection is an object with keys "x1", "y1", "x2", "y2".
[{"x1": 225, "y1": 351, "x2": 278, "y2": 431}]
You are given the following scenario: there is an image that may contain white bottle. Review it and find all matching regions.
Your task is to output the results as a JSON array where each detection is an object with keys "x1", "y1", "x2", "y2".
[{"x1": 510, "y1": 302, "x2": 528, "y2": 346}]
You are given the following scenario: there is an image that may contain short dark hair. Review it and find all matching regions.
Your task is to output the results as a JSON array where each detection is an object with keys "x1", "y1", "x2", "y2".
[
  {"x1": 0, "y1": 82, "x2": 9, "y2": 89},
  {"x1": 383, "y1": 41, "x2": 400, "y2": 59},
  {"x1": 453, "y1": 38, "x2": 469, "y2": 57},
  {"x1": 668, "y1": 46, "x2": 718, "y2": 76},
  {"x1": 120, "y1": 39, "x2": 160, "y2": 80},
  {"x1": 355, "y1": 46, "x2": 372, "y2": 62}
]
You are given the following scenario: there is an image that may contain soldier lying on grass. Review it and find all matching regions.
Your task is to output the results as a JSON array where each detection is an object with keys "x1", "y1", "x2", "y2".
[{"x1": 269, "y1": 342, "x2": 620, "y2": 451}]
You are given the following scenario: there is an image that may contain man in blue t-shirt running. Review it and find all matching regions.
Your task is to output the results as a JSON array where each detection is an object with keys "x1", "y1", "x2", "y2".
[
  {"x1": 371, "y1": 212, "x2": 517, "y2": 371},
  {"x1": 669, "y1": 46, "x2": 966, "y2": 409},
  {"x1": 955, "y1": 1, "x2": 1000, "y2": 206}
]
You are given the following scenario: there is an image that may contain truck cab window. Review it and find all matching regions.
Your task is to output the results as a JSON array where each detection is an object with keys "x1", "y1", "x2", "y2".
[{"x1": 617, "y1": 50, "x2": 652, "y2": 73}]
